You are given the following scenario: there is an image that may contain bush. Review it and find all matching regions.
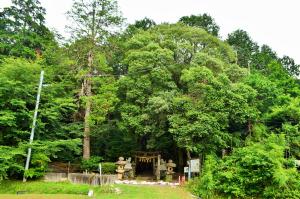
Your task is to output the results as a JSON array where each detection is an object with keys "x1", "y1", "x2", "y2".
[
  {"x1": 80, "y1": 156, "x2": 103, "y2": 172},
  {"x1": 80, "y1": 158, "x2": 117, "y2": 174},
  {"x1": 101, "y1": 162, "x2": 117, "y2": 174},
  {"x1": 0, "y1": 146, "x2": 24, "y2": 181},
  {"x1": 0, "y1": 139, "x2": 82, "y2": 181},
  {"x1": 191, "y1": 134, "x2": 300, "y2": 199},
  {"x1": 188, "y1": 155, "x2": 218, "y2": 199}
]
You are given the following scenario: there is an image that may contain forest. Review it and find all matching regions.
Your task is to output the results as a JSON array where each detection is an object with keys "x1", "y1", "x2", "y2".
[{"x1": 1, "y1": 0, "x2": 300, "y2": 198}]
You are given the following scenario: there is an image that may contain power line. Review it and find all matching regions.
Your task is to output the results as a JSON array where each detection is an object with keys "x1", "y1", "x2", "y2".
[
  {"x1": 41, "y1": 66, "x2": 164, "y2": 82},
  {"x1": 86, "y1": 66, "x2": 163, "y2": 78}
]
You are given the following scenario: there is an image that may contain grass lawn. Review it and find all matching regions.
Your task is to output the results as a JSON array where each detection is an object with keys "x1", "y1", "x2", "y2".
[{"x1": 0, "y1": 181, "x2": 192, "y2": 199}]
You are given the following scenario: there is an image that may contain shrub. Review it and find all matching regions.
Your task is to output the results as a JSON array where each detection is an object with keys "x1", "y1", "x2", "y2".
[
  {"x1": 0, "y1": 146, "x2": 24, "y2": 181},
  {"x1": 81, "y1": 159, "x2": 117, "y2": 174},
  {"x1": 101, "y1": 162, "x2": 116, "y2": 174},
  {"x1": 192, "y1": 134, "x2": 300, "y2": 199},
  {"x1": 188, "y1": 155, "x2": 218, "y2": 199},
  {"x1": 0, "y1": 139, "x2": 81, "y2": 181},
  {"x1": 80, "y1": 156, "x2": 103, "y2": 172}
]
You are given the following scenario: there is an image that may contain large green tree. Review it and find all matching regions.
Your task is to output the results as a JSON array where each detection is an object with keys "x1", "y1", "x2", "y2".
[
  {"x1": 0, "y1": 57, "x2": 81, "y2": 180},
  {"x1": 0, "y1": 0, "x2": 55, "y2": 59},
  {"x1": 226, "y1": 29, "x2": 259, "y2": 68},
  {"x1": 118, "y1": 24, "x2": 257, "y2": 163},
  {"x1": 67, "y1": 0, "x2": 123, "y2": 159}
]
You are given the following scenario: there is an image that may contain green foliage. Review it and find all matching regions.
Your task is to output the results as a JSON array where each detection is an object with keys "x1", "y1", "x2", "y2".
[
  {"x1": 126, "y1": 18, "x2": 156, "y2": 36},
  {"x1": 188, "y1": 155, "x2": 218, "y2": 198},
  {"x1": 90, "y1": 75, "x2": 119, "y2": 127},
  {"x1": 179, "y1": 13, "x2": 220, "y2": 36},
  {"x1": 0, "y1": 57, "x2": 80, "y2": 145},
  {"x1": 101, "y1": 162, "x2": 117, "y2": 174},
  {"x1": 0, "y1": 55, "x2": 82, "y2": 180},
  {"x1": 0, "y1": 146, "x2": 25, "y2": 181},
  {"x1": 0, "y1": 58, "x2": 40, "y2": 145},
  {"x1": 252, "y1": 44, "x2": 278, "y2": 70},
  {"x1": 119, "y1": 23, "x2": 238, "y2": 153},
  {"x1": 23, "y1": 139, "x2": 81, "y2": 179},
  {"x1": 192, "y1": 135, "x2": 300, "y2": 199},
  {"x1": 80, "y1": 158, "x2": 116, "y2": 174},
  {"x1": 67, "y1": 0, "x2": 123, "y2": 42},
  {"x1": 0, "y1": 139, "x2": 81, "y2": 181},
  {"x1": 264, "y1": 97, "x2": 300, "y2": 158},
  {"x1": 0, "y1": 0, "x2": 55, "y2": 59},
  {"x1": 227, "y1": 29, "x2": 259, "y2": 67},
  {"x1": 1, "y1": 6, "x2": 300, "y2": 199},
  {"x1": 280, "y1": 55, "x2": 300, "y2": 77},
  {"x1": 81, "y1": 156, "x2": 103, "y2": 172}
]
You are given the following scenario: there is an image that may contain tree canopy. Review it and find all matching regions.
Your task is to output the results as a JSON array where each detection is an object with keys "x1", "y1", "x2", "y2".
[{"x1": 0, "y1": 2, "x2": 300, "y2": 197}]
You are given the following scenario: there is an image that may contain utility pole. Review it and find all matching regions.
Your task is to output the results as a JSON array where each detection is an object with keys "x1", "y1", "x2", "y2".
[{"x1": 23, "y1": 70, "x2": 44, "y2": 182}]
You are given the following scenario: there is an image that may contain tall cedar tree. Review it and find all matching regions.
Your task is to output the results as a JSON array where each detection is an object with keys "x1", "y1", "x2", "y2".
[{"x1": 67, "y1": 0, "x2": 123, "y2": 159}]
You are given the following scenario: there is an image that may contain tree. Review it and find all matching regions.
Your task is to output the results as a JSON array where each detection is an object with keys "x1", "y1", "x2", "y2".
[
  {"x1": 251, "y1": 44, "x2": 278, "y2": 71},
  {"x1": 67, "y1": 0, "x2": 123, "y2": 159},
  {"x1": 266, "y1": 97, "x2": 300, "y2": 157},
  {"x1": 227, "y1": 29, "x2": 259, "y2": 68},
  {"x1": 0, "y1": 57, "x2": 82, "y2": 180},
  {"x1": 179, "y1": 14, "x2": 220, "y2": 36},
  {"x1": 104, "y1": 17, "x2": 157, "y2": 76},
  {"x1": 0, "y1": 0, "x2": 55, "y2": 59},
  {"x1": 119, "y1": 24, "x2": 241, "y2": 161},
  {"x1": 280, "y1": 55, "x2": 300, "y2": 77},
  {"x1": 128, "y1": 17, "x2": 156, "y2": 32}
]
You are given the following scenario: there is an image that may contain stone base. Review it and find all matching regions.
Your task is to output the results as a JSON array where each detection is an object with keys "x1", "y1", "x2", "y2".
[
  {"x1": 165, "y1": 174, "x2": 173, "y2": 182},
  {"x1": 117, "y1": 173, "x2": 123, "y2": 180}
]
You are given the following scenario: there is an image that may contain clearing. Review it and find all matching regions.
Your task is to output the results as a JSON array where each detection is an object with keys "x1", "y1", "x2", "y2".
[{"x1": 0, "y1": 181, "x2": 192, "y2": 199}]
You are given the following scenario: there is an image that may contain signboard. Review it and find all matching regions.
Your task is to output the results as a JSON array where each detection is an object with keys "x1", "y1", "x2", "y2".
[
  {"x1": 190, "y1": 159, "x2": 200, "y2": 173},
  {"x1": 184, "y1": 167, "x2": 189, "y2": 173}
]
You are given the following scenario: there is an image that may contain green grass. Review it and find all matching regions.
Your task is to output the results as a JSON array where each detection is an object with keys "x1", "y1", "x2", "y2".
[{"x1": 0, "y1": 181, "x2": 192, "y2": 199}]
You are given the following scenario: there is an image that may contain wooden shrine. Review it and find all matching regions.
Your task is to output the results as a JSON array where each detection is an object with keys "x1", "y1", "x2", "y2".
[{"x1": 134, "y1": 151, "x2": 161, "y2": 180}]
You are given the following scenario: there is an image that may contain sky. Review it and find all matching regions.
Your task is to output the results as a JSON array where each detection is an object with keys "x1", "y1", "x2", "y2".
[{"x1": 1, "y1": 0, "x2": 300, "y2": 63}]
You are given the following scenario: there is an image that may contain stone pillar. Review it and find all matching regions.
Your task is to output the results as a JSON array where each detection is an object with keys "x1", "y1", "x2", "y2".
[{"x1": 156, "y1": 155, "x2": 161, "y2": 180}]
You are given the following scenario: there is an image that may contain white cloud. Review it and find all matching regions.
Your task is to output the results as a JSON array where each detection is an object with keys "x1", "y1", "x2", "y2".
[{"x1": 1, "y1": 0, "x2": 299, "y2": 63}]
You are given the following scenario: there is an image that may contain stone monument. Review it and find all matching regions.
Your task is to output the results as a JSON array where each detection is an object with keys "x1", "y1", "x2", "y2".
[
  {"x1": 124, "y1": 157, "x2": 134, "y2": 179},
  {"x1": 165, "y1": 159, "x2": 176, "y2": 182},
  {"x1": 116, "y1": 157, "x2": 126, "y2": 180}
]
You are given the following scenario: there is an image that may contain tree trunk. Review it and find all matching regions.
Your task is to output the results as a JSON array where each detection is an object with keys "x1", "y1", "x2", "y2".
[
  {"x1": 187, "y1": 150, "x2": 191, "y2": 161},
  {"x1": 178, "y1": 148, "x2": 184, "y2": 172},
  {"x1": 83, "y1": 51, "x2": 93, "y2": 159},
  {"x1": 83, "y1": 78, "x2": 91, "y2": 159}
]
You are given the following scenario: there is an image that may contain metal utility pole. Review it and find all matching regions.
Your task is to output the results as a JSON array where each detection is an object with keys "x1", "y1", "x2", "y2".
[{"x1": 23, "y1": 70, "x2": 44, "y2": 182}]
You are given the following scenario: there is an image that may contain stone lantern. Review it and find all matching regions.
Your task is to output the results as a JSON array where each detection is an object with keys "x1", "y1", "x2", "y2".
[
  {"x1": 116, "y1": 157, "x2": 127, "y2": 180},
  {"x1": 166, "y1": 159, "x2": 176, "y2": 182},
  {"x1": 124, "y1": 157, "x2": 134, "y2": 179}
]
